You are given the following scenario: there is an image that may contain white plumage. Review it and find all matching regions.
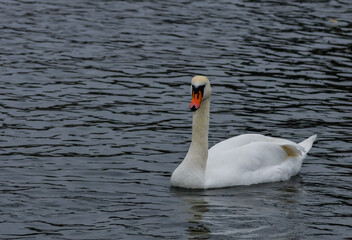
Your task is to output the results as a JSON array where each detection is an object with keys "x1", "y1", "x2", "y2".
[{"x1": 171, "y1": 76, "x2": 316, "y2": 189}]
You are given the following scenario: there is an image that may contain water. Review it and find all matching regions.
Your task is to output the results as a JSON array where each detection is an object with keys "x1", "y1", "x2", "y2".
[{"x1": 0, "y1": 0, "x2": 351, "y2": 239}]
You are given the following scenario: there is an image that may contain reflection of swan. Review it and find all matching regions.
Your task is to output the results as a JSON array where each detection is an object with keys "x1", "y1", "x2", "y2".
[
  {"x1": 171, "y1": 76, "x2": 316, "y2": 189},
  {"x1": 172, "y1": 177, "x2": 305, "y2": 239},
  {"x1": 171, "y1": 189, "x2": 211, "y2": 239}
]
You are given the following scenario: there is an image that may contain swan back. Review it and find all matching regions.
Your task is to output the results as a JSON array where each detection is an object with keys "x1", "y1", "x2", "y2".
[{"x1": 204, "y1": 134, "x2": 316, "y2": 188}]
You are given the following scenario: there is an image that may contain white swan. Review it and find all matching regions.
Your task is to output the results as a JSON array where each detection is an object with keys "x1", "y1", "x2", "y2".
[{"x1": 171, "y1": 76, "x2": 316, "y2": 189}]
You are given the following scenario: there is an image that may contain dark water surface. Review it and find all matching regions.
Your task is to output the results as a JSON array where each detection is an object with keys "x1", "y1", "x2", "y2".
[{"x1": 0, "y1": 0, "x2": 351, "y2": 239}]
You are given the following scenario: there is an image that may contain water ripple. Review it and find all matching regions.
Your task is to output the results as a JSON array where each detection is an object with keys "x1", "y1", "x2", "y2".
[{"x1": 0, "y1": 0, "x2": 351, "y2": 239}]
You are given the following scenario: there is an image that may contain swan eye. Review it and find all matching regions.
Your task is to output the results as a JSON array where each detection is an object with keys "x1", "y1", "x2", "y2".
[{"x1": 192, "y1": 84, "x2": 206, "y2": 98}]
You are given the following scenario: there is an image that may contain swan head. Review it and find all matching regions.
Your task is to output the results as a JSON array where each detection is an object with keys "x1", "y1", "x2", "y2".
[{"x1": 190, "y1": 76, "x2": 211, "y2": 112}]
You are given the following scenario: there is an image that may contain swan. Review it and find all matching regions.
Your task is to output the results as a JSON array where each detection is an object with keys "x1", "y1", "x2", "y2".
[{"x1": 171, "y1": 76, "x2": 316, "y2": 189}]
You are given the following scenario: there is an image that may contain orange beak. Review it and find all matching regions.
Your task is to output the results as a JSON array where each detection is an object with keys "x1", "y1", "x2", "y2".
[{"x1": 190, "y1": 90, "x2": 203, "y2": 112}]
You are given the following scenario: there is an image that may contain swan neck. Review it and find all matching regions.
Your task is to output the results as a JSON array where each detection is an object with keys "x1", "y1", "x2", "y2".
[
  {"x1": 189, "y1": 97, "x2": 210, "y2": 170},
  {"x1": 192, "y1": 98, "x2": 210, "y2": 146},
  {"x1": 170, "y1": 96, "x2": 210, "y2": 189}
]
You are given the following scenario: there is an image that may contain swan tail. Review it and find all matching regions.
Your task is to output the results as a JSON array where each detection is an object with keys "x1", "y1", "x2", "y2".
[
  {"x1": 281, "y1": 144, "x2": 304, "y2": 157},
  {"x1": 298, "y1": 135, "x2": 317, "y2": 153}
]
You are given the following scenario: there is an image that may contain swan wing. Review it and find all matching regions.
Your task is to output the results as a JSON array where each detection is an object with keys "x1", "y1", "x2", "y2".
[{"x1": 205, "y1": 134, "x2": 309, "y2": 188}]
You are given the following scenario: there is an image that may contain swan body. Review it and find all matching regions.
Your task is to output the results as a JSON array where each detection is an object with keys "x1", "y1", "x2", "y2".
[{"x1": 170, "y1": 76, "x2": 316, "y2": 189}]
